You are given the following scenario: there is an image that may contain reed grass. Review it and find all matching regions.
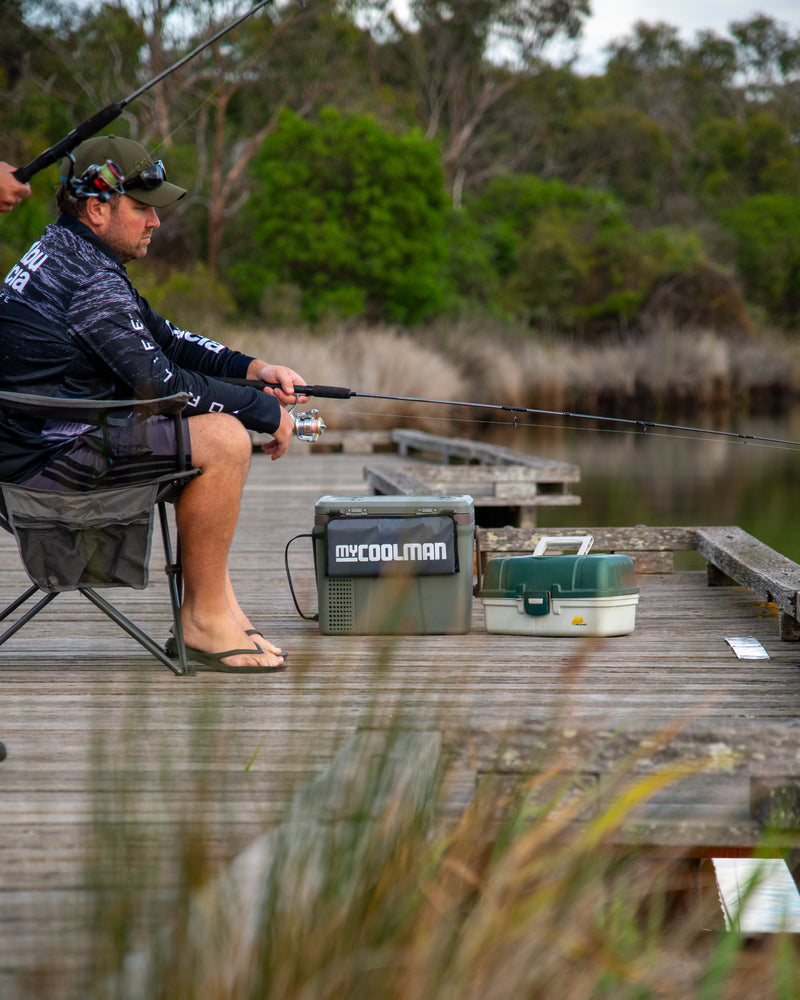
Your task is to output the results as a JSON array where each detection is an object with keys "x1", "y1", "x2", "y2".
[
  {"x1": 220, "y1": 323, "x2": 800, "y2": 432},
  {"x1": 78, "y1": 677, "x2": 800, "y2": 1000}
]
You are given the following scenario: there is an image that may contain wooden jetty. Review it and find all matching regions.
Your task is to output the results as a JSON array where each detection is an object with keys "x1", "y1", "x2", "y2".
[
  {"x1": 2, "y1": 441, "x2": 800, "y2": 996},
  {"x1": 365, "y1": 428, "x2": 581, "y2": 527}
]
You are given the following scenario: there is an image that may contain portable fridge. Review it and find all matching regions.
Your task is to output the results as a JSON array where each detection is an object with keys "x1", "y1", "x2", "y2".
[
  {"x1": 311, "y1": 494, "x2": 477, "y2": 635},
  {"x1": 479, "y1": 535, "x2": 639, "y2": 637}
]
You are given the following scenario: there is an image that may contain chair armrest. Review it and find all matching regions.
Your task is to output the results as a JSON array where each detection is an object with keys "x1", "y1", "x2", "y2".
[{"x1": 0, "y1": 391, "x2": 192, "y2": 425}]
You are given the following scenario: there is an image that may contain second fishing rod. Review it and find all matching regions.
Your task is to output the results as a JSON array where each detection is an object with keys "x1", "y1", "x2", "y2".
[{"x1": 12, "y1": 0, "x2": 279, "y2": 185}]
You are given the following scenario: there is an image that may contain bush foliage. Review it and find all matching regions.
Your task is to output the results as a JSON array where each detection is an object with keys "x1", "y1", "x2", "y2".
[
  {"x1": 226, "y1": 108, "x2": 447, "y2": 326},
  {"x1": 4, "y1": 3, "x2": 800, "y2": 334}
]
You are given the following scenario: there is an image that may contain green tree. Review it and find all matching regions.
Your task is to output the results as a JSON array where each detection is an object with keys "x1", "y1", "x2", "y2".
[
  {"x1": 722, "y1": 193, "x2": 800, "y2": 328},
  {"x1": 691, "y1": 110, "x2": 800, "y2": 207},
  {"x1": 559, "y1": 106, "x2": 673, "y2": 207},
  {"x1": 459, "y1": 173, "x2": 704, "y2": 331},
  {"x1": 368, "y1": 0, "x2": 590, "y2": 204},
  {"x1": 226, "y1": 107, "x2": 447, "y2": 324},
  {"x1": 729, "y1": 13, "x2": 800, "y2": 99}
]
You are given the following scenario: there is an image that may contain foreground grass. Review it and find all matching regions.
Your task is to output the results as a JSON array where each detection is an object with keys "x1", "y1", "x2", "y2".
[{"x1": 80, "y1": 704, "x2": 800, "y2": 1000}]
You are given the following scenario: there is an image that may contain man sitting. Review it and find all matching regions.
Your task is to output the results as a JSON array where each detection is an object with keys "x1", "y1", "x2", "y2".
[{"x1": 0, "y1": 135, "x2": 306, "y2": 672}]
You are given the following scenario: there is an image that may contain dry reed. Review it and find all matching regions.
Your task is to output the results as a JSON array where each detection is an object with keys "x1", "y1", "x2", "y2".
[
  {"x1": 79, "y1": 685, "x2": 800, "y2": 1000},
  {"x1": 219, "y1": 323, "x2": 800, "y2": 431}
]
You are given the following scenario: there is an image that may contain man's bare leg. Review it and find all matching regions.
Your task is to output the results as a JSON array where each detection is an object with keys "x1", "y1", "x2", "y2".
[
  {"x1": 223, "y1": 571, "x2": 283, "y2": 656},
  {"x1": 176, "y1": 412, "x2": 284, "y2": 669}
]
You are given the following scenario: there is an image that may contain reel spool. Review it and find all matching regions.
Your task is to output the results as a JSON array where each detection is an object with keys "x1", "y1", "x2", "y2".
[{"x1": 291, "y1": 405, "x2": 326, "y2": 442}]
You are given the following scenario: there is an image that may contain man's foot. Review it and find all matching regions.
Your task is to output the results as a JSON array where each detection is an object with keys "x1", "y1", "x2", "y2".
[
  {"x1": 184, "y1": 641, "x2": 286, "y2": 674},
  {"x1": 244, "y1": 629, "x2": 285, "y2": 658},
  {"x1": 180, "y1": 617, "x2": 286, "y2": 671},
  {"x1": 165, "y1": 628, "x2": 286, "y2": 663}
]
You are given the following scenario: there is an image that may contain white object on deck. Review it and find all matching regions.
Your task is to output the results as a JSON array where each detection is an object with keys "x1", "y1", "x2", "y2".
[
  {"x1": 725, "y1": 636, "x2": 770, "y2": 659},
  {"x1": 713, "y1": 858, "x2": 800, "y2": 933}
]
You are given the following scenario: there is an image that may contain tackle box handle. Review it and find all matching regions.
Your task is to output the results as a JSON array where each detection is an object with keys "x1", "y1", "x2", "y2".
[{"x1": 532, "y1": 534, "x2": 594, "y2": 556}]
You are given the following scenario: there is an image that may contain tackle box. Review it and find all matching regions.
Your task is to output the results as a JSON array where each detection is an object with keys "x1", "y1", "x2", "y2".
[
  {"x1": 479, "y1": 535, "x2": 639, "y2": 637},
  {"x1": 311, "y1": 494, "x2": 477, "y2": 635}
]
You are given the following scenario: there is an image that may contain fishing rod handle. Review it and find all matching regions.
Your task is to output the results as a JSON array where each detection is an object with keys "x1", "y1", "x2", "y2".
[
  {"x1": 286, "y1": 383, "x2": 353, "y2": 399},
  {"x1": 13, "y1": 102, "x2": 125, "y2": 183},
  {"x1": 227, "y1": 379, "x2": 353, "y2": 399}
]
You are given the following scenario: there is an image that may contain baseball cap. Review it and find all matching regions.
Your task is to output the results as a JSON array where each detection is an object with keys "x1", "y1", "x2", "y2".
[{"x1": 61, "y1": 135, "x2": 187, "y2": 207}]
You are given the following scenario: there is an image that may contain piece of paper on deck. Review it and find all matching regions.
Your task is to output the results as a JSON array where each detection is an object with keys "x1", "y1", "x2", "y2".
[{"x1": 725, "y1": 636, "x2": 770, "y2": 659}]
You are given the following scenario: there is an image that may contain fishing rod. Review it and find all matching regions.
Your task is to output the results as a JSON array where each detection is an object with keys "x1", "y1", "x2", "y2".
[
  {"x1": 235, "y1": 379, "x2": 800, "y2": 450},
  {"x1": 12, "y1": 0, "x2": 276, "y2": 184}
]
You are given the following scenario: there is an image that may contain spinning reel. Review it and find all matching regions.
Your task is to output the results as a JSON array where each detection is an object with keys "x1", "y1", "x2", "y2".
[{"x1": 290, "y1": 403, "x2": 326, "y2": 442}]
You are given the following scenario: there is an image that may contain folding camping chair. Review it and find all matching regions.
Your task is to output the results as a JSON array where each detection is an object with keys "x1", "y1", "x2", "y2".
[{"x1": 0, "y1": 391, "x2": 199, "y2": 676}]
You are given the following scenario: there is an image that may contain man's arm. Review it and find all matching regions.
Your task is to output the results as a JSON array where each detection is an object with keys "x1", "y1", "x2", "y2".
[
  {"x1": 135, "y1": 291, "x2": 255, "y2": 378},
  {"x1": 135, "y1": 289, "x2": 310, "y2": 429},
  {"x1": 0, "y1": 163, "x2": 31, "y2": 214},
  {"x1": 70, "y1": 272, "x2": 285, "y2": 433}
]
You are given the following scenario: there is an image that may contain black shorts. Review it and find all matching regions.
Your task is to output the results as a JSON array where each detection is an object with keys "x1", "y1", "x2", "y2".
[{"x1": 23, "y1": 415, "x2": 193, "y2": 492}]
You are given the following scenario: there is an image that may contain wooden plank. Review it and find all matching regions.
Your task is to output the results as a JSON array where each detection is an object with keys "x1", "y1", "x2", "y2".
[
  {"x1": 4, "y1": 446, "x2": 800, "y2": 992},
  {"x1": 363, "y1": 465, "x2": 433, "y2": 497},
  {"x1": 491, "y1": 487, "x2": 580, "y2": 504},
  {"x1": 696, "y1": 526, "x2": 800, "y2": 625},
  {"x1": 309, "y1": 430, "x2": 395, "y2": 454},
  {"x1": 391, "y1": 429, "x2": 578, "y2": 473},
  {"x1": 457, "y1": 717, "x2": 800, "y2": 779},
  {"x1": 395, "y1": 463, "x2": 580, "y2": 484},
  {"x1": 479, "y1": 525, "x2": 700, "y2": 553},
  {"x1": 364, "y1": 465, "x2": 581, "y2": 506},
  {"x1": 476, "y1": 525, "x2": 700, "y2": 573}
]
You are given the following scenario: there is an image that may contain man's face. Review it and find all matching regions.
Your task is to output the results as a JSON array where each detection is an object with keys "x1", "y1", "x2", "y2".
[{"x1": 86, "y1": 194, "x2": 160, "y2": 263}]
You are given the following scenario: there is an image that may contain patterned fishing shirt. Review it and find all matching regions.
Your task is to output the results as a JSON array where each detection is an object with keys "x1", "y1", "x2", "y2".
[{"x1": 0, "y1": 214, "x2": 280, "y2": 483}]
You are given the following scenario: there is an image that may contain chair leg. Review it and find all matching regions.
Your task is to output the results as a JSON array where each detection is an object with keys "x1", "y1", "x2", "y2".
[
  {"x1": 158, "y1": 501, "x2": 191, "y2": 676},
  {"x1": 0, "y1": 588, "x2": 58, "y2": 647},
  {"x1": 79, "y1": 586, "x2": 189, "y2": 676},
  {"x1": 0, "y1": 584, "x2": 43, "y2": 624}
]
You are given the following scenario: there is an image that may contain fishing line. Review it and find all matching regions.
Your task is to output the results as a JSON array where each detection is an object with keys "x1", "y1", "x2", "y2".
[
  {"x1": 148, "y1": 3, "x2": 300, "y2": 157},
  {"x1": 13, "y1": 0, "x2": 283, "y2": 183},
  {"x1": 352, "y1": 391, "x2": 800, "y2": 448},
  {"x1": 334, "y1": 404, "x2": 800, "y2": 452},
  {"x1": 237, "y1": 379, "x2": 800, "y2": 452}
]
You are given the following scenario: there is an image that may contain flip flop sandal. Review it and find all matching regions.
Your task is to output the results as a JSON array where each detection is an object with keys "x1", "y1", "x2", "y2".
[
  {"x1": 184, "y1": 642, "x2": 287, "y2": 674},
  {"x1": 245, "y1": 629, "x2": 288, "y2": 661},
  {"x1": 165, "y1": 631, "x2": 288, "y2": 662}
]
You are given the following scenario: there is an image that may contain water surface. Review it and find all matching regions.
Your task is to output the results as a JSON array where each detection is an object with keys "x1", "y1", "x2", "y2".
[{"x1": 480, "y1": 408, "x2": 800, "y2": 563}]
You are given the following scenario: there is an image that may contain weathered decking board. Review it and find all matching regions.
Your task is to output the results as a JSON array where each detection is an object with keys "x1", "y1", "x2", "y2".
[
  {"x1": 2, "y1": 445, "x2": 800, "y2": 997},
  {"x1": 366, "y1": 428, "x2": 581, "y2": 527},
  {"x1": 391, "y1": 428, "x2": 577, "y2": 471}
]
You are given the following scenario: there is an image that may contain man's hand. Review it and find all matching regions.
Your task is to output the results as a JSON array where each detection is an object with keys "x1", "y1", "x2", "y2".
[
  {"x1": 261, "y1": 403, "x2": 296, "y2": 461},
  {"x1": 246, "y1": 360, "x2": 309, "y2": 405},
  {"x1": 0, "y1": 163, "x2": 31, "y2": 214}
]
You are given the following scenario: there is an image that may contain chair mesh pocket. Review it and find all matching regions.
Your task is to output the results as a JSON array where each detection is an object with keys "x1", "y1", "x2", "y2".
[{"x1": 2, "y1": 483, "x2": 158, "y2": 592}]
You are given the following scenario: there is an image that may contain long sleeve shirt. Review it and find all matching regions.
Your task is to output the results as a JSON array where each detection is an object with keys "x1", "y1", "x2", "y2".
[{"x1": 0, "y1": 214, "x2": 280, "y2": 482}]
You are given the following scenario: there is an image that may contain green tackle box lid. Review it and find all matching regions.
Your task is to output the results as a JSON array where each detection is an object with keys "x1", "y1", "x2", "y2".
[{"x1": 480, "y1": 535, "x2": 638, "y2": 601}]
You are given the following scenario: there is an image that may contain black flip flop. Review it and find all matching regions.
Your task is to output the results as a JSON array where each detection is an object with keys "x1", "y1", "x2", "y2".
[
  {"x1": 184, "y1": 643, "x2": 287, "y2": 674},
  {"x1": 245, "y1": 629, "x2": 288, "y2": 661},
  {"x1": 164, "y1": 632, "x2": 288, "y2": 663}
]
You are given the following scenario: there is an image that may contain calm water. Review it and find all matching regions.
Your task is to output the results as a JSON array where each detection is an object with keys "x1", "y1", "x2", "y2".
[{"x1": 478, "y1": 408, "x2": 800, "y2": 563}]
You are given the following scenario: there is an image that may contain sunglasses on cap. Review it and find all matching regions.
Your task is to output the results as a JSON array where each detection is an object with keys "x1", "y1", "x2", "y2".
[{"x1": 123, "y1": 160, "x2": 167, "y2": 191}]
